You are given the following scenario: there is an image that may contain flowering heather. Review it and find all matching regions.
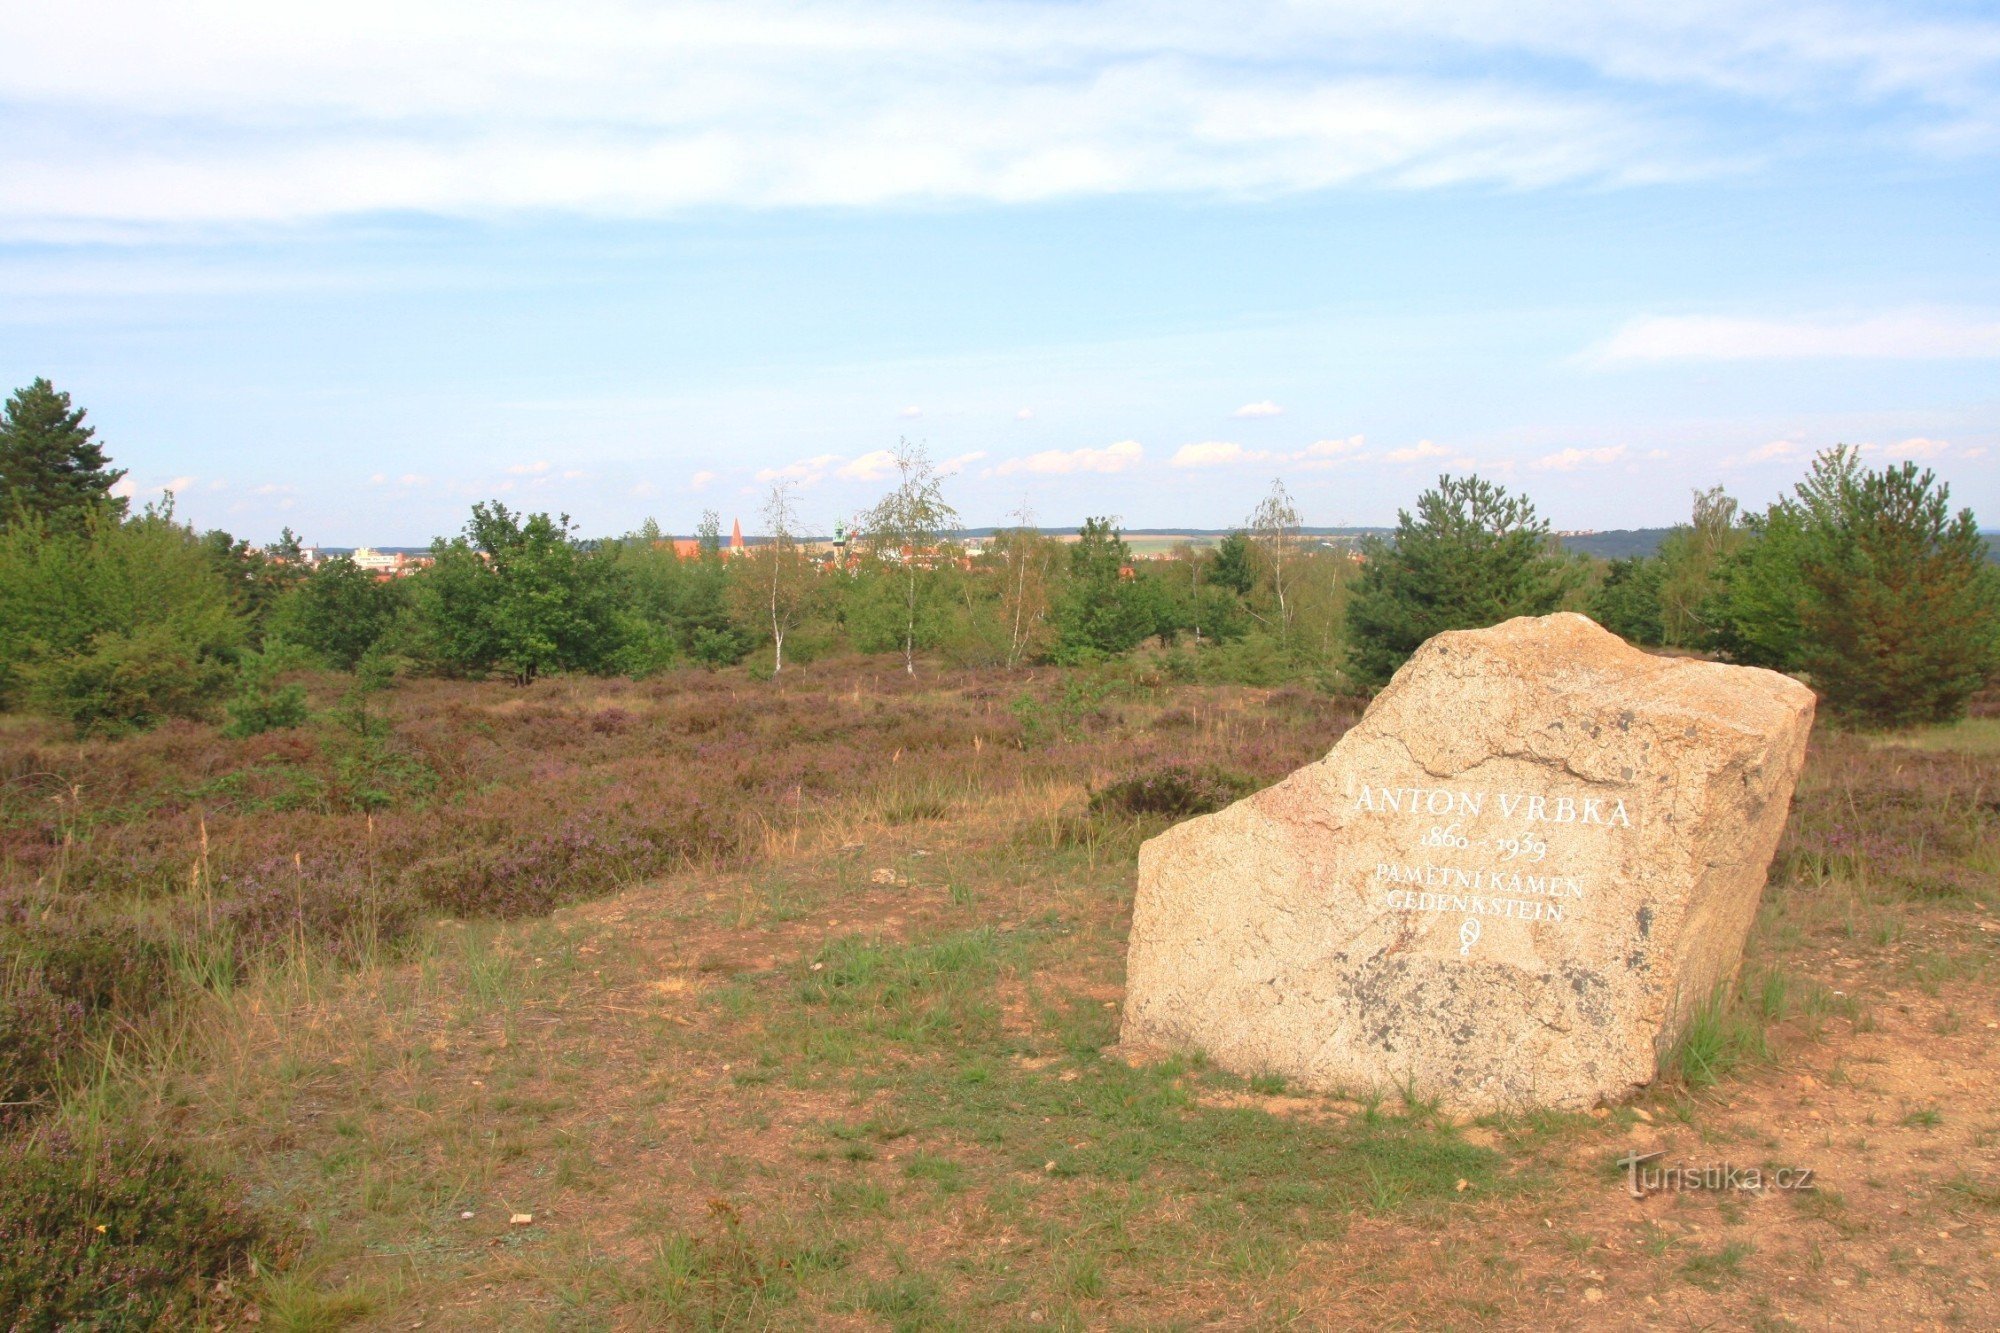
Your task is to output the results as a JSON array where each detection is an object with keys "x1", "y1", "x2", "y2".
[{"x1": 0, "y1": 660, "x2": 1356, "y2": 1131}]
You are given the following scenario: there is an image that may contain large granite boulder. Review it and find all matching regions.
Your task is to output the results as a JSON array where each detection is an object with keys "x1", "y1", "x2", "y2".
[{"x1": 1121, "y1": 613, "x2": 1816, "y2": 1113}]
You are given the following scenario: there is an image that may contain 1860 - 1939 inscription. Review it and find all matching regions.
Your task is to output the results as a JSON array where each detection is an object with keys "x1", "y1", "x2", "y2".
[
  {"x1": 1122, "y1": 613, "x2": 1814, "y2": 1112},
  {"x1": 1349, "y1": 781, "x2": 1635, "y2": 944}
]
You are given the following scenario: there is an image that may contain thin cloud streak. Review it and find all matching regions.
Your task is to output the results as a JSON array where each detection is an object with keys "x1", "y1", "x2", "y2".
[
  {"x1": 1594, "y1": 310, "x2": 2000, "y2": 362},
  {"x1": 7, "y1": 1, "x2": 1997, "y2": 232}
]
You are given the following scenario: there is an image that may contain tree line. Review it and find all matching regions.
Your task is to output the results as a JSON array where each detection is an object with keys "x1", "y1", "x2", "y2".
[{"x1": 3, "y1": 377, "x2": 1995, "y2": 735}]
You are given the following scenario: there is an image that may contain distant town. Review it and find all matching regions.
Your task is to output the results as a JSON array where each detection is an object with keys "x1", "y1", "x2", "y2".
[{"x1": 289, "y1": 524, "x2": 1651, "y2": 581}]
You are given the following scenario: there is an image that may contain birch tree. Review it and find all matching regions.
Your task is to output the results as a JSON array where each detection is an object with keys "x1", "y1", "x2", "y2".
[
  {"x1": 861, "y1": 440, "x2": 959, "y2": 675},
  {"x1": 1249, "y1": 478, "x2": 1303, "y2": 646},
  {"x1": 750, "y1": 481, "x2": 811, "y2": 674}
]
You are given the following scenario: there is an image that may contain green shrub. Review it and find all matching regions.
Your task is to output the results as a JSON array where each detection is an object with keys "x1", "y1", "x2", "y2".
[
  {"x1": 222, "y1": 646, "x2": 313, "y2": 738},
  {"x1": 0, "y1": 501, "x2": 243, "y2": 727},
  {"x1": 0, "y1": 1127, "x2": 263, "y2": 1329},
  {"x1": 20, "y1": 622, "x2": 230, "y2": 736},
  {"x1": 224, "y1": 681, "x2": 308, "y2": 738}
]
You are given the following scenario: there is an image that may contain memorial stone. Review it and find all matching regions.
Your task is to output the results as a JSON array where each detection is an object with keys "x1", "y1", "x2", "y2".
[{"x1": 1121, "y1": 613, "x2": 1816, "y2": 1112}]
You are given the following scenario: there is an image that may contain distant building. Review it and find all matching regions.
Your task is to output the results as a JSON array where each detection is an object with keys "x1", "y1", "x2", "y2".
[{"x1": 350, "y1": 547, "x2": 432, "y2": 579}]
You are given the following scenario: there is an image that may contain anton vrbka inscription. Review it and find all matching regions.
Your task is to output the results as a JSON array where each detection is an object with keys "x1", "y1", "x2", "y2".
[{"x1": 1345, "y1": 781, "x2": 1636, "y2": 951}]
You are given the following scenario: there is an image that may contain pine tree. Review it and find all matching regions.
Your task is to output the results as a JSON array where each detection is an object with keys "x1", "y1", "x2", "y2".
[
  {"x1": 0, "y1": 379, "x2": 128, "y2": 527},
  {"x1": 1345, "y1": 474, "x2": 1579, "y2": 690},
  {"x1": 1052, "y1": 517, "x2": 1151, "y2": 660},
  {"x1": 1793, "y1": 454, "x2": 1998, "y2": 726}
]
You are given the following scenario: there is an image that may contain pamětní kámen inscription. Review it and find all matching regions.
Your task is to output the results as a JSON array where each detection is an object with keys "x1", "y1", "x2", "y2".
[{"x1": 1120, "y1": 613, "x2": 1815, "y2": 1113}]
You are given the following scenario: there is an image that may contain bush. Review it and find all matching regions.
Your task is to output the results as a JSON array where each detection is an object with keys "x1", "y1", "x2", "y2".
[
  {"x1": 223, "y1": 680, "x2": 308, "y2": 738},
  {"x1": 20, "y1": 623, "x2": 229, "y2": 735},
  {"x1": 0, "y1": 1127, "x2": 263, "y2": 1329},
  {"x1": 1090, "y1": 764, "x2": 1255, "y2": 820},
  {"x1": 223, "y1": 646, "x2": 312, "y2": 738},
  {"x1": 0, "y1": 502, "x2": 243, "y2": 721}
]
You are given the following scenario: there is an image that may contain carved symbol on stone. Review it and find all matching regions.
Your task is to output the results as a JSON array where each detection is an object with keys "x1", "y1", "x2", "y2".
[{"x1": 1458, "y1": 917, "x2": 1481, "y2": 956}]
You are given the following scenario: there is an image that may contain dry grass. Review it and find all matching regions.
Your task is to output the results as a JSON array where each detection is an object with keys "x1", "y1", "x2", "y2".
[{"x1": 5, "y1": 664, "x2": 1999, "y2": 1328}]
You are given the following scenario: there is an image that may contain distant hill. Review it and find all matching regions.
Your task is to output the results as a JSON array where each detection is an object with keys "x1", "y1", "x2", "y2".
[{"x1": 1559, "y1": 529, "x2": 1677, "y2": 560}]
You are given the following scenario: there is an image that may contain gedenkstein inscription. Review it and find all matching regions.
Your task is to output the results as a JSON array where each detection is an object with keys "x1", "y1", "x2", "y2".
[{"x1": 1120, "y1": 613, "x2": 1815, "y2": 1113}]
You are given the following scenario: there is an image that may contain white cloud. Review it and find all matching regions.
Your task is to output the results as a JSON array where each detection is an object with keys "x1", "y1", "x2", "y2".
[
  {"x1": 12, "y1": 2, "x2": 1992, "y2": 231},
  {"x1": 1015, "y1": 408, "x2": 1034, "y2": 421},
  {"x1": 1532, "y1": 444, "x2": 1628, "y2": 471},
  {"x1": 688, "y1": 470, "x2": 716, "y2": 491},
  {"x1": 836, "y1": 449, "x2": 900, "y2": 481},
  {"x1": 165, "y1": 475, "x2": 195, "y2": 493},
  {"x1": 1861, "y1": 436, "x2": 1952, "y2": 460},
  {"x1": 1741, "y1": 439, "x2": 1806, "y2": 464},
  {"x1": 755, "y1": 453, "x2": 842, "y2": 485},
  {"x1": 897, "y1": 405, "x2": 923, "y2": 419},
  {"x1": 939, "y1": 450, "x2": 987, "y2": 476},
  {"x1": 1232, "y1": 400, "x2": 1283, "y2": 419},
  {"x1": 1298, "y1": 436, "x2": 1367, "y2": 466},
  {"x1": 1383, "y1": 440, "x2": 1472, "y2": 467},
  {"x1": 507, "y1": 460, "x2": 551, "y2": 475},
  {"x1": 562, "y1": 468, "x2": 587, "y2": 479},
  {"x1": 1172, "y1": 435, "x2": 1366, "y2": 469},
  {"x1": 1594, "y1": 310, "x2": 2000, "y2": 362},
  {"x1": 991, "y1": 439, "x2": 1143, "y2": 477},
  {"x1": 1171, "y1": 441, "x2": 1264, "y2": 468}
]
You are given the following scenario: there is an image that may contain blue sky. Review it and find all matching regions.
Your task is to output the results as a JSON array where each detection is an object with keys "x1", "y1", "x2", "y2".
[{"x1": 3, "y1": 1, "x2": 1997, "y2": 543}]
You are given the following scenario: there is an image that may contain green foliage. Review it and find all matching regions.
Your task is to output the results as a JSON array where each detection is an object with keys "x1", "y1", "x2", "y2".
[
  {"x1": 0, "y1": 378, "x2": 127, "y2": 530},
  {"x1": 1793, "y1": 455, "x2": 1998, "y2": 726},
  {"x1": 411, "y1": 502, "x2": 627, "y2": 683},
  {"x1": 1052, "y1": 517, "x2": 1152, "y2": 661},
  {"x1": 1010, "y1": 676, "x2": 1115, "y2": 748},
  {"x1": 843, "y1": 564, "x2": 948, "y2": 657},
  {"x1": 0, "y1": 1127, "x2": 263, "y2": 1329},
  {"x1": 1707, "y1": 503, "x2": 1812, "y2": 669},
  {"x1": 1345, "y1": 475, "x2": 1579, "y2": 689},
  {"x1": 222, "y1": 646, "x2": 310, "y2": 738},
  {"x1": 1709, "y1": 448, "x2": 1998, "y2": 725},
  {"x1": 23, "y1": 622, "x2": 234, "y2": 736},
  {"x1": 859, "y1": 441, "x2": 959, "y2": 674},
  {"x1": 0, "y1": 500, "x2": 243, "y2": 723},
  {"x1": 1210, "y1": 531, "x2": 1255, "y2": 596},
  {"x1": 274, "y1": 556, "x2": 402, "y2": 669},
  {"x1": 1653, "y1": 486, "x2": 1745, "y2": 646},
  {"x1": 610, "y1": 521, "x2": 752, "y2": 670},
  {"x1": 1588, "y1": 556, "x2": 1665, "y2": 644},
  {"x1": 195, "y1": 526, "x2": 304, "y2": 637}
]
